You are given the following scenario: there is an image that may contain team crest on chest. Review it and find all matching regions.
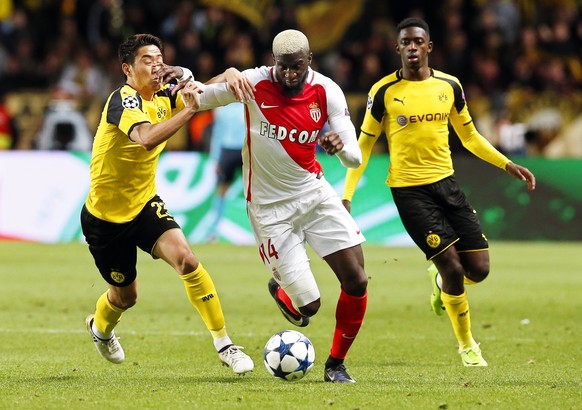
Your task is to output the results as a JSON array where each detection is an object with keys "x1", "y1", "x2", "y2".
[
  {"x1": 157, "y1": 106, "x2": 167, "y2": 120},
  {"x1": 309, "y1": 102, "x2": 321, "y2": 122},
  {"x1": 122, "y1": 95, "x2": 140, "y2": 109}
]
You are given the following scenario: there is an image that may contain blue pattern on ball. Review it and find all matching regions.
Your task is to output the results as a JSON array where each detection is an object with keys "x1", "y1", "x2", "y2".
[{"x1": 264, "y1": 330, "x2": 315, "y2": 381}]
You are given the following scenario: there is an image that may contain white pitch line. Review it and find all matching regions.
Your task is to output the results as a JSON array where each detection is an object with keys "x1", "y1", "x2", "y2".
[
  {"x1": 0, "y1": 328, "x2": 257, "y2": 337},
  {"x1": 0, "y1": 329, "x2": 535, "y2": 343}
]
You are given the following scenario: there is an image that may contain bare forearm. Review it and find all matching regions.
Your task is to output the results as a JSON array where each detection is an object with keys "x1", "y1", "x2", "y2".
[
  {"x1": 131, "y1": 107, "x2": 197, "y2": 150},
  {"x1": 205, "y1": 67, "x2": 241, "y2": 84},
  {"x1": 207, "y1": 67, "x2": 255, "y2": 103}
]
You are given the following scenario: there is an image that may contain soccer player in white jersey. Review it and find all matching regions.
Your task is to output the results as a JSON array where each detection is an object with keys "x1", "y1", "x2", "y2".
[{"x1": 169, "y1": 29, "x2": 368, "y2": 383}]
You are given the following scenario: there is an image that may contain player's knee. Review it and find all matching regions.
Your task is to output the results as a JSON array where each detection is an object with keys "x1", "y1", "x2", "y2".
[
  {"x1": 439, "y1": 262, "x2": 466, "y2": 288},
  {"x1": 467, "y1": 264, "x2": 490, "y2": 283},
  {"x1": 299, "y1": 299, "x2": 320, "y2": 317},
  {"x1": 342, "y1": 270, "x2": 368, "y2": 297},
  {"x1": 111, "y1": 291, "x2": 137, "y2": 310},
  {"x1": 118, "y1": 297, "x2": 137, "y2": 310},
  {"x1": 176, "y1": 249, "x2": 198, "y2": 274}
]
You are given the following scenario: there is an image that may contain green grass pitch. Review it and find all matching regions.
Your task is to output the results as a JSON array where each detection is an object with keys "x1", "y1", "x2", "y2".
[{"x1": 0, "y1": 241, "x2": 580, "y2": 409}]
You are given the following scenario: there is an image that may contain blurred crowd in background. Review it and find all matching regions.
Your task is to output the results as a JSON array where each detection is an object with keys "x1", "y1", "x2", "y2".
[{"x1": 0, "y1": 0, "x2": 580, "y2": 157}]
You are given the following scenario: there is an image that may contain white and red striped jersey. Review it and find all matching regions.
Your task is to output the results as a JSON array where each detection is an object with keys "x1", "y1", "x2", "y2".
[{"x1": 199, "y1": 66, "x2": 358, "y2": 204}]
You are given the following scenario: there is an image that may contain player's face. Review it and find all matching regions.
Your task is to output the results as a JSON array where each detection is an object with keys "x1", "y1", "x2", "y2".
[
  {"x1": 396, "y1": 26, "x2": 432, "y2": 71},
  {"x1": 273, "y1": 51, "x2": 312, "y2": 96},
  {"x1": 123, "y1": 45, "x2": 164, "y2": 96}
]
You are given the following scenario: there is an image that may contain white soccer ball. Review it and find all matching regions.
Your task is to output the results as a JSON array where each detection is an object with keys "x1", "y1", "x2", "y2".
[{"x1": 263, "y1": 330, "x2": 315, "y2": 381}]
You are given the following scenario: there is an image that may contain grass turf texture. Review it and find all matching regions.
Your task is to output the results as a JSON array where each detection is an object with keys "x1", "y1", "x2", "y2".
[{"x1": 0, "y1": 241, "x2": 580, "y2": 409}]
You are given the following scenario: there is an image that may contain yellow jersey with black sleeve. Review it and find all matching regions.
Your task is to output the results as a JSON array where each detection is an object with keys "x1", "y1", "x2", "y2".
[
  {"x1": 343, "y1": 69, "x2": 510, "y2": 199},
  {"x1": 85, "y1": 84, "x2": 184, "y2": 223}
]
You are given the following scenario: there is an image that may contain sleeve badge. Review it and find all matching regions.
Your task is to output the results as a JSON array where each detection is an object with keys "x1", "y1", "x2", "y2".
[{"x1": 122, "y1": 95, "x2": 140, "y2": 110}]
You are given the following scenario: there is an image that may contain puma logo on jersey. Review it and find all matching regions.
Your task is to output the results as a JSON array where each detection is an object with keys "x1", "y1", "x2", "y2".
[
  {"x1": 394, "y1": 97, "x2": 406, "y2": 105},
  {"x1": 259, "y1": 121, "x2": 320, "y2": 144}
]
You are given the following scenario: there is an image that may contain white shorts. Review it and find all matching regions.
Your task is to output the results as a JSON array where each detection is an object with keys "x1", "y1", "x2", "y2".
[{"x1": 247, "y1": 180, "x2": 365, "y2": 307}]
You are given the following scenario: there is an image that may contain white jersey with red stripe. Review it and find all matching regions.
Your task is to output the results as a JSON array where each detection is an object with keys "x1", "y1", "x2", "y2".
[{"x1": 199, "y1": 66, "x2": 357, "y2": 204}]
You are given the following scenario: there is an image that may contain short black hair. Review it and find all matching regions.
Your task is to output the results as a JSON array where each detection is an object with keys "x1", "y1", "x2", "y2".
[
  {"x1": 118, "y1": 33, "x2": 163, "y2": 65},
  {"x1": 396, "y1": 17, "x2": 430, "y2": 36}
]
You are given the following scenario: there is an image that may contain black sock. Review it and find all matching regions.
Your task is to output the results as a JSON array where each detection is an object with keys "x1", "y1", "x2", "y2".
[{"x1": 325, "y1": 356, "x2": 344, "y2": 369}]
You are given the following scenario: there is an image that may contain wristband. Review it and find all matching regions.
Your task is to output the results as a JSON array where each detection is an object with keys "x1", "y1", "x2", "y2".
[{"x1": 178, "y1": 67, "x2": 194, "y2": 83}]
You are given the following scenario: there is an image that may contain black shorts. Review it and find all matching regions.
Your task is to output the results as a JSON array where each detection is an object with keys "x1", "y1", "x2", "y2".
[
  {"x1": 390, "y1": 175, "x2": 488, "y2": 260},
  {"x1": 217, "y1": 148, "x2": 242, "y2": 184},
  {"x1": 80, "y1": 195, "x2": 180, "y2": 287}
]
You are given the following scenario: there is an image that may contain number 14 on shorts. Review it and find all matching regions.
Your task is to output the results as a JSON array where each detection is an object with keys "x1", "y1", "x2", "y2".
[{"x1": 259, "y1": 238, "x2": 279, "y2": 263}]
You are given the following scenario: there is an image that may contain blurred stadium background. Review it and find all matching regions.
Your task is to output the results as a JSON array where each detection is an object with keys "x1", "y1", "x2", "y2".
[{"x1": 0, "y1": 0, "x2": 580, "y2": 243}]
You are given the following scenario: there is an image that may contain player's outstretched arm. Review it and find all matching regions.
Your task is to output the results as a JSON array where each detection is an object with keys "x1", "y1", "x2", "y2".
[
  {"x1": 506, "y1": 162, "x2": 536, "y2": 191},
  {"x1": 201, "y1": 67, "x2": 255, "y2": 104},
  {"x1": 156, "y1": 65, "x2": 255, "y2": 103},
  {"x1": 130, "y1": 83, "x2": 200, "y2": 150}
]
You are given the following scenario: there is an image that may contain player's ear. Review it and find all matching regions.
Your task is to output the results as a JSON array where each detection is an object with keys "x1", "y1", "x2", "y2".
[
  {"x1": 122, "y1": 63, "x2": 131, "y2": 77},
  {"x1": 427, "y1": 40, "x2": 433, "y2": 54}
]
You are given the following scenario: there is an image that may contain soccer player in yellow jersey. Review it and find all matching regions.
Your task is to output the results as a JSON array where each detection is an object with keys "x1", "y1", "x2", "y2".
[
  {"x1": 342, "y1": 18, "x2": 536, "y2": 366},
  {"x1": 80, "y1": 33, "x2": 255, "y2": 374}
]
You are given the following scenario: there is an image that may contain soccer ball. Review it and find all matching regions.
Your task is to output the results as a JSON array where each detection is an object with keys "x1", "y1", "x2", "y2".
[{"x1": 263, "y1": 330, "x2": 315, "y2": 381}]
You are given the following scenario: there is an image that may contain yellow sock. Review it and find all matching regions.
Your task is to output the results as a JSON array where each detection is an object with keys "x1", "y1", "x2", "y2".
[
  {"x1": 94, "y1": 291, "x2": 125, "y2": 335},
  {"x1": 441, "y1": 291, "x2": 476, "y2": 351},
  {"x1": 181, "y1": 263, "x2": 226, "y2": 332},
  {"x1": 464, "y1": 276, "x2": 477, "y2": 285}
]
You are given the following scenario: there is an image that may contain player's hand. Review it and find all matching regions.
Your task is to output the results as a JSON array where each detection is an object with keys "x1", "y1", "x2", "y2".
[
  {"x1": 318, "y1": 131, "x2": 344, "y2": 155},
  {"x1": 506, "y1": 162, "x2": 536, "y2": 191},
  {"x1": 181, "y1": 81, "x2": 200, "y2": 111},
  {"x1": 156, "y1": 64, "x2": 191, "y2": 95},
  {"x1": 156, "y1": 64, "x2": 183, "y2": 83},
  {"x1": 342, "y1": 199, "x2": 352, "y2": 213},
  {"x1": 224, "y1": 67, "x2": 255, "y2": 103}
]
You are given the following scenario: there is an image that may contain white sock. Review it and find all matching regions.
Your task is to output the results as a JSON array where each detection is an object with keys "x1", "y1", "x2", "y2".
[
  {"x1": 214, "y1": 336, "x2": 233, "y2": 352},
  {"x1": 92, "y1": 322, "x2": 112, "y2": 340}
]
